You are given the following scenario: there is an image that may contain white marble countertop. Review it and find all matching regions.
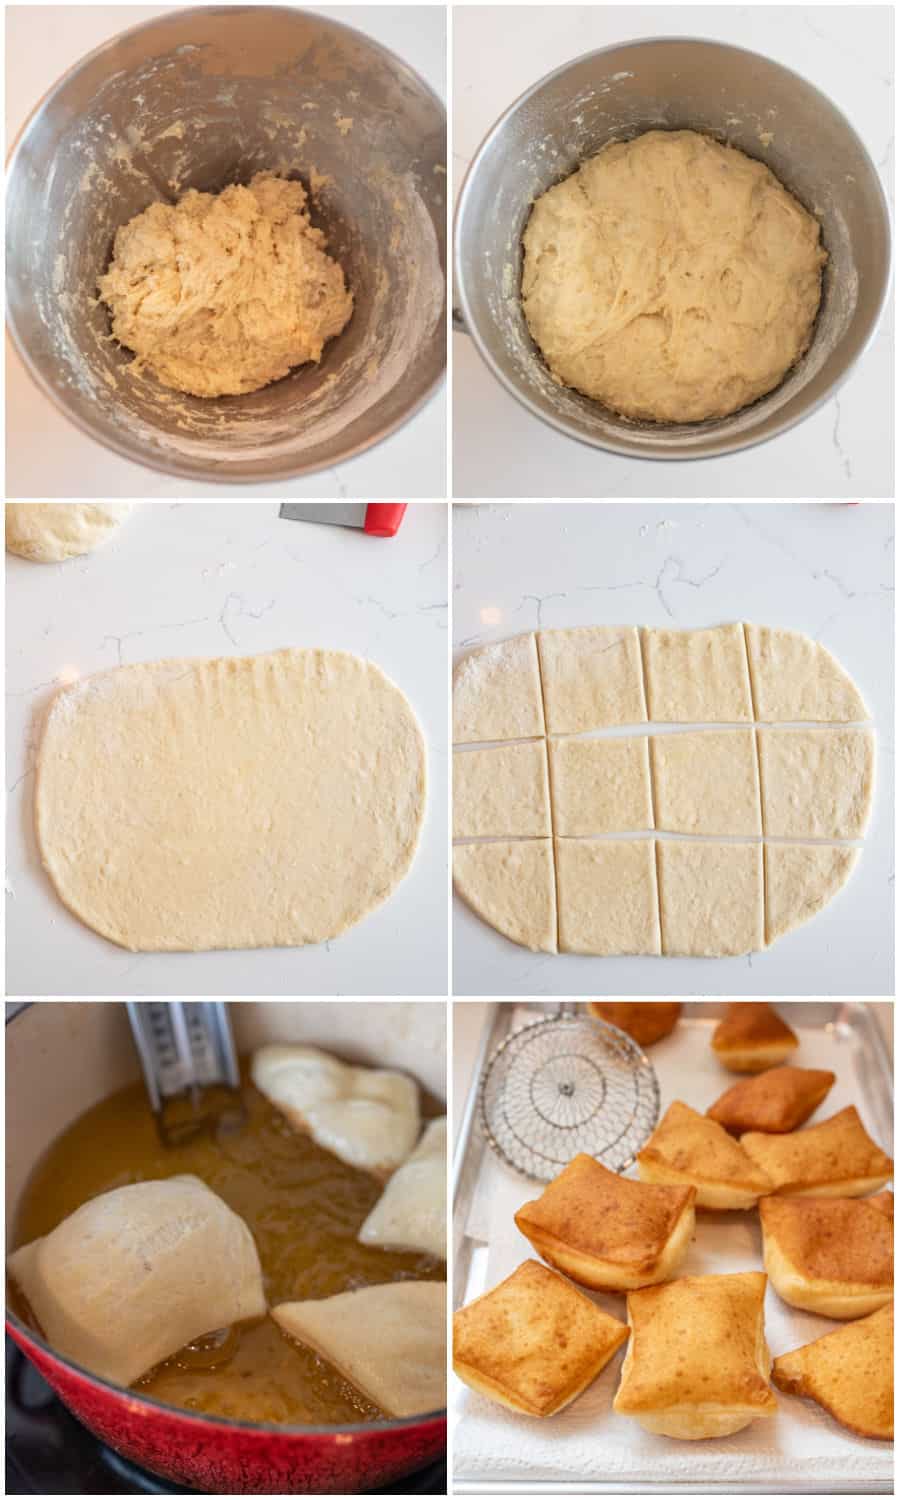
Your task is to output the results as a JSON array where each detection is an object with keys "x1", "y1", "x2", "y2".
[
  {"x1": 6, "y1": 5, "x2": 446, "y2": 500},
  {"x1": 452, "y1": 5, "x2": 893, "y2": 499},
  {"x1": 452, "y1": 502, "x2": 894, "y2": 997},
  {"x1": 6, "y1": 502, "x2": 449, "y2": 996}
]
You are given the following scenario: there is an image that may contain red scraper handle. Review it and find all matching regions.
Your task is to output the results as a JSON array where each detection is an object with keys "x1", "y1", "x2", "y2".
[{"x1": 364, "y1": 504, "x2": 407, "y2": 537}]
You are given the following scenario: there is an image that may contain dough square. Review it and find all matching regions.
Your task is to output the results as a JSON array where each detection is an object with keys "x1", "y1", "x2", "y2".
[
  {"x1": 657, "y1": 841, "x2": 763, "y2": 957},
  {"x1": 548, "y1": 735, "x2": 653, "y2": 836},
  {"x1": 556, "y1": 838, "x2": 661, "y2": 956},
  {"x1": 745, "y1": 624, "x2": 869, "y2": 722},
  {"x1": 764, "y1": 843, "x2": 859, "y2": 946},
  {"x1": 642, "y1": 624, "x2": 753, "y2": 723},
  {"x1": 453, "y1": 840, "x2": 557, "y2": 953},
  {"x1": 453, "y1": 742, "x2": 551, "y2": 839},
  {"x1": 453, "y1": 635, "x2": 545, "y2": 744},
  {"x1": 757, "y1": 727, "x2": 875, "y2": 839},
  {"x1": 538, "y1": 626, "x2": 646, "y2": 733},
  {"x1": 650, "y1": 728, "x2": 761, "y2": 836}
]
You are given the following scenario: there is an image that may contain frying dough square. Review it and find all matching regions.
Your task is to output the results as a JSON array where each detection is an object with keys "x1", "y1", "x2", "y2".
[
  {"x1": 271, "y1": 1281, "x2": 445, "y2": 1418},
  {"x1": 453, "y1": 742, "x2": 551, "y2": 839},
  {"x1": 711, "y1": 1002, "x2": 799, "y2": 1073},
  {"x1": 613, "y1": 1271, "x2": 777, "y2": 1439},
  {"x1": 657, "y1": 841, "x2": 763, "y2": 958},
  {"x1": 453, "y1": 840, "x2": 557, "y2": 953},
  {"x1": 587, "y1": 1002, "x2": 682, "y2": 1047},
  {"x1": 650, "y1": 728, "x2": 761, "y2": 836},
  {"x1": 637, "y1": 1100, "x2": 772, "y2": 1210},
  {"x1": 514, "y1": 1153, "x2": 695, "y2": 1290},
  {"x1": 759, "y1": 1194, "x2": 893, "y2": 1319},
  {"x1": 745, "y1": 624, "x2": 870, "y2": 723},
  {"x1": 772, "y1": 1303, "x2": 893, "y2": 1441},
  {"x1": 537, "y1": 626, "x2": 646, "y2": 733},
  {"x1": 765, "y1": 843, "x2": 859, "y2": 946},
  {"x1": 740, "y1": 1106, "x2": 893, "y2": 1197},
  {"x1": 707, "y1": 1066, "x2": 835, "y2": 1135},
  {"x1": 548, "y1": 735, "x2": 653, "y2": 836},
  {"x1": 453, "y1": 635, "x2": 545, "y2": 744},
  {"x1": 556, "y1": 838, "x2": 660, "y2": 956},
  {"x1": 757, "y1": 727, "x2": 875, "y2": 838},
  {"x1": 453, "y1": 1259, "x2": 628, "y2": 1417},
  {"x1": 358, "y1": 1117, "x2": 446, "y2": 1260},
  {"x1": 642, "y1": 624, "x2": 753, "y2": 723}
]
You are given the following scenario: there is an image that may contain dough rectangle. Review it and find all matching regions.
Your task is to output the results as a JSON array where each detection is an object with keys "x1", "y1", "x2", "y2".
[
  {"x1": 453, "y1": 742, "x2": 551, "y2": 839},
  {"x1": 757, "y1": 727, "x2": 875, "y2": 839},
  {"x1": 453, "y1": 840, "x2": 557, "y2": 954},
  {"x1": 549, "y1": 735, "x2": 653, "y2": 836},
  {"x1": 538, "y1": 626, "x2": 646, "y2": 733},
  {"x1": 642, "y1": 624, "x2": 753, "y2": 723},
  {"x1": 453, "y1": 635, "x2": 545, "y2": 744},
  {"x1": 650, "y1": 728, "x2": 761, "y2": 836},
  {"x1": 556, "y1": 838, "x2": 661, "y2": 956},
  {"x1": 657, "y1": 840, "x2": 764, "y2": 957},
  {"x1": 764, "y1": 843, "x2": 859, "y2": 946},
  {"x1": 745, "y1": 624, "x2": 869, "y2": 722}
]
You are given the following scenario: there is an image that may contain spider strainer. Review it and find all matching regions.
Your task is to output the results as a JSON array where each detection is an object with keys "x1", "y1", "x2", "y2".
[{"x1": 479, "y1": 1006, "x2": 660, "y2": 1181}]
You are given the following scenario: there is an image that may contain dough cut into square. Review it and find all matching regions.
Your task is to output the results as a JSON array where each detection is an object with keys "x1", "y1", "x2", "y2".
[
  {"x1": 745, "y1": 625, "x2": 870, "y2": 723},
  {"x1": 587, "y1": 1002, "x2": 682, "y2": 1047},
  {"x1": 6, "y1": 1175, "x2": 266, "y2": 1388},
  {"x1": 650, "y1": 728, "x2": 761, "y2": 836},
  {"x1": 757, "y1": 726, "x2": 875, "y2": 838},
  {"x1": 657, "y1": 841, "x2": 763, "y2": 957},
  {"x1": 707, "y1": 1067, "x2": 835, "y2": 1135},
  {"x1": 538, "y1": 625, "x2": 646, "y2": 733},
  {"x1": 711, "y1": 1002, "x2": 799, "y2": 1074},
  {"x1": 453, "y1": 635, "x2": 545, "y2": 744},
  {"x1": 740, "y1": 1106, "x2": 893, "y2": 1197},
  {"x1": 453, "y1": 742, "x2": 551, "y2": 839},
  {"x1": 251, "y1": 1044, "x2": 419, "y2": 1179},
  {"x1": 637, "y1": 1100, "x2": 772, "y2": 1209},
  {"x1": 453, "y1": 1259, "x2": 628, "y2": 1417},
  {"x1": 642, "y1": 624, "x2": 753, "y2": 723},
  {"x1": 613, "y1": 1271, "x2": 777, "y2": 1439},
  {"x1": 358, "y1": 1117, "x2": 446, "y2": 1260},
  {"x1": 759, "y1": 1193, "x2": 893, "y2": 1318},
  {"x1": 765, "y1": 843, "x2": 859, "y2": 946},
  {"x1": 514, "y1": 1153, "x2": 695, "y2": 1290},
  {"x1": 272, "y1": 1281, "x2": 445, "y2": 1418},
  {"x1": 453, "y1": 839, "x2": 557, "y2": 953},
  {"x1": 772, "y1": 1303, "x2": 893, "y2": 1441},
  {"x1": 548, "y1": 735, "x2": 653, "y2": 836},
  {"x1": 556, "y1": 838, "x2": 660, "y2": 956}
]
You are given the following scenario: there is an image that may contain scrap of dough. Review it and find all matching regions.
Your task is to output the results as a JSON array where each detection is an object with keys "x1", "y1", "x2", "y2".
[
  {"x1": 271, "y1": 1282, "x2": 445, "y2": 1418},
  {"x1": 521, "y1": 130, "x2": 825, "y2": 423},
  {"x1": 657, "y1": 841, "x2": 764, "y2": 957},
  {"x1": 765, "y1": 844, "x2": 859, "y2": 946},
  {"x1": 453, "y1": 742, "x2": 550, "y2": 839},
  {"x1": 637, "y1": 1100, "x2": 772, "y2": 1210},
  {"x1": 453, "y1": 839, "x2": 557, "y2": 953},
  {"x1": 35, "y1": 648, "x2": 425, "y2": 953},
  {"x1": 251, "y1": 1044, "x2": 419, "y2": 1179},
  {"x1": 358, "y1": 1117, "x2": 446, "y2": 1260},
  {"x1": 6, "y1": 1176, "x2": 265, "y2": 1387},
  {"x1": 642, "y1": 625, "x2": 753, "y2": 723},
  {"x1": 650, "y1": 728, "x2": 761, "y2": 836},
  {"x1": 556, "y1": 838, "x2": 661, "y2": 956},
  {"x1": 759, "y1": 1194, "x2": 893, "y2": 1319},
  {"x1": 772, "y1": 1304, "x2": 893, "y2": 1440},
  {"x1": 711, "y1": 1002, "x2": 799, "y2": 1073},
  {"x1": 549, "y1": 735, "x2": 653, "y2": 836},
  {"x1": 745, "y1": 625, "x2": 869, "y2": 722},
  {"x1": 537, "y1": 626, "x2": 646, "y2": 732},
  {"x1": 453, "y1": 635, "x2": 545, "y2": 744},
  {"x1": 6, "y1": 504, "x2": 131, "y2": 562},
  {"x1": 757, "y1": 727, "x2": 874, "y2": 838},
  {"x1": 98, "y1": 172, "x2": 352, "y2": 397},
  {"x1": 740, "y1": 1106, "x2": 893, "y2": 1198}
]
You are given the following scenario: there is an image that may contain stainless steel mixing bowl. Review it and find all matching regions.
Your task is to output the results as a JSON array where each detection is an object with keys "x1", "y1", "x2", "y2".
[
  {"x1": 455, "y1": 38, "x2": 890, "y2": 461},
  {"x1": 7, "y1": 6, "x2": 446, "y2": 483}
]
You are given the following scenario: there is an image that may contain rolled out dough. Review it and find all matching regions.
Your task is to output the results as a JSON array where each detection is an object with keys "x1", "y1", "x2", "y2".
[
  {"x1": 35, "y1": 648, "x2": 425, "y2": 952},
  {"x1": 6, "y1": 504, "x2": 131, "y2": 562}
]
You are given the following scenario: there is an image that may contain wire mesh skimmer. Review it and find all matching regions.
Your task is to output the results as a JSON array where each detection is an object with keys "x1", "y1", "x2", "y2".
[{"x1": 479, "y1": 1005, "x2": 660, "y2": 1181}]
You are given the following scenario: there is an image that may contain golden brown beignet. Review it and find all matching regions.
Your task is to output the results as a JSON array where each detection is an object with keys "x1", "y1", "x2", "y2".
[
  {"x1": 741, "y1": 1106, "x2": 893, "y2": 1197},
  {"x1": 514, "y1": 1153, "x2": 695, "y2": 1290},
  {"x1": 711, "y1": 1002, "x2": 799, "y2": 1073},
  {"x1": 637, "y1": 1100, "x2": 772, "y2": 1209},
  {"x1": 587, "y1": 1002, "x2": 682, "y2": 1047},
  {"x1": 707, "y1": 1066, "x2": 835, "y2": 1134},
  {"x1": 773, "y1": 1304, "x2": 893, "y2": 1440},
  {"x1": 759, "y1": 1194, "x2": 893, "y2": 1318}
]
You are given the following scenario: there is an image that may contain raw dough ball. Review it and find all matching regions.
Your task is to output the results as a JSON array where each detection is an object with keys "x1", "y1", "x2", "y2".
[
  {"x1": 522, "y1": 130, "x2": 826, "y2": 423},
  {"x1": 6, "y1": 504, "x2": 130, "y2": 562},
  {"x1": 98, "y1": 172, "x2": 353, "y2": 397}
]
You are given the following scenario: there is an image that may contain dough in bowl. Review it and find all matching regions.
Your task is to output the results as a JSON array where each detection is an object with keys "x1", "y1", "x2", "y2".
[{"x1": 521, "y1": 130, "x2": 826, "y2": 422}]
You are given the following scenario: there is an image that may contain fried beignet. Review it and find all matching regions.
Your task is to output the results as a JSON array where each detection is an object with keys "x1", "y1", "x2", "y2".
[
  {"x1": 711, "y1": 1003, "x2": 799, "y2": 1073},
  {"x1": 759, "y1": 1193, "x2": 893, "y2": 1318},
  {"x1": 587, "y1": 1002, "x2": 682, "y2": 1047},
  {"x1": 773, "y1": 1304, "x2": 893, "y2": 1440},
  {"x1": 741, "y1": 1106, "x2": 893, "y2": 1198},
  {"x1": 707, "y1": 1066, "x2": 835, "y2": 1134},
  {"x1": 637, "y1": 1100, "x2": 772, "y2": 1209}
]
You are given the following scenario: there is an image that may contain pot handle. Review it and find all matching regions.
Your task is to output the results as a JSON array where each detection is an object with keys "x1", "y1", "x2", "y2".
[{"x1": 452, "y1": 306, "x2": 469, "y2": 334}]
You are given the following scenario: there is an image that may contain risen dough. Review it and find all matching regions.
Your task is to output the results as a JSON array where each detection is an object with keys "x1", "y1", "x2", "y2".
[
  {"x1": 98, "y1": 172, "x2": 353, "y2": 397},
  {"x1": 6, "y1": 504, "x2": 130, "y2": 562},
  {"x1": 522, "y1": 130, "x2": 826, "y2": 422}
]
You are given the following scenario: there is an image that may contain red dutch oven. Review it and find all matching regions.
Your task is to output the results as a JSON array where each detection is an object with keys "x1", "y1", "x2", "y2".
[{"x1": 6, "y1": 1001, "x2": 447, "y2": 1494}]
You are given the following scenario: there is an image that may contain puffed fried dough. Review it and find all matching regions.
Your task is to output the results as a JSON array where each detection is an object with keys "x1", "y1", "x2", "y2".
[
  {"x1": 741, "y1": 1106, "x2": 893, "y2": 1197},
  {"x1": 514, "y1": 1153, "x2": 695, "y2": 1291},
  {"x1": 613, "y1": 1271, "x2": 777, "y2": 1439},
  {"x1": 637, "y1": 1100, "x2": 772, "y2": 1210},
  {"x1": 587, "y1": 1002, "x2": 682, "y2": 1047},
  {"x1": 759, "y1": 1194, "x2": 893, "y2": 1318},
  {"x1": 772, "y1": 1304, "x2": 893, "y2": 1440},
  {"x1": 711, "y1": 1002, "x2": 799, "y2": 1073},
  {"x1": 707, "y1": 1067, "x2": 836, "y2": 1135},
  {"x1": 452, "y1": 1259, "x2": 629, "y2": 1417}
]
